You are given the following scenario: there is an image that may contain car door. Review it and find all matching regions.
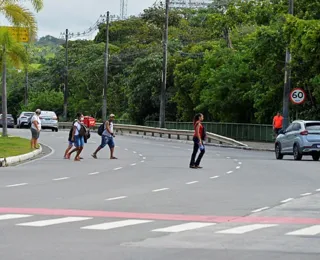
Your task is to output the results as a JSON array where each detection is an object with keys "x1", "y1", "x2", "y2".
[
  {"x1": 282, "y1": 123, "x2": 294, "y2": 152},
  {"x1": 286, "y1": 123, "x2": 301, "y2": 152}
]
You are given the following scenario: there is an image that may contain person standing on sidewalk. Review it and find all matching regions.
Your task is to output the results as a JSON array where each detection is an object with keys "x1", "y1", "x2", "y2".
[
  {"x1": 30, "y1": 109, "x2": 41, "y2": 149},
  {"x1": 189, "y1": 113, "x2": 206, "y2": 169},
  {"x1": 66, "y1": 113, "x2": 85, "y2": 161},
  {"x1": 273, "y1": 112, "x2": 284, "y2": 137},
  {"x1": 92, "y1": 114, "x2": 118, "y2": 160}
]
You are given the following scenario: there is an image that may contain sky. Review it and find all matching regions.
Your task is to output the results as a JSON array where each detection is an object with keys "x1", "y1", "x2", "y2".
[{"x1": 1, "y1": 0, "x2": 159, "y2": 39}]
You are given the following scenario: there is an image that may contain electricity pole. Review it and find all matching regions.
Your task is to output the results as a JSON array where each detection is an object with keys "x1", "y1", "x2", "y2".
[
  {"x1": 63, "y1": 29, "x2": 69, "y2": 121},
  {"x1": 1, "y1": 45, "x2": 8, "y2": 137},
  {"x1": 102, "y1": 11, "x2": 110, "y2": 121},
  {"x1": 282, "y1": 0, "x2": 294, "y2": 129},
  {"x1": 25, "y1": 45, "x2": 29, "y2": 106},
  {"x1": 159, "y1": 0, "x2": 169, "y2": 128}
]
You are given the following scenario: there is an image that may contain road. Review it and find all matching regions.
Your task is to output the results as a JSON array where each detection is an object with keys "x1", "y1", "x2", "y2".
[{"x1": 1, "y1": 128, "x2": 320, "y2": 260}]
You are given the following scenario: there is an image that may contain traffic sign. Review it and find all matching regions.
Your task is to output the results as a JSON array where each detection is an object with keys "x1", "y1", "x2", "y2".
[
  {"x1": 0, "y1": 26, "x2": 29, "y2": 43},
  {"x1": 290, "y1": 88, "x2": 306, "y2": 105}
]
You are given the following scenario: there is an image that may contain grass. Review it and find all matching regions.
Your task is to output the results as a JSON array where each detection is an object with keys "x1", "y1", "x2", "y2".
[{"x1": 0, "y1": 136, "x2": 34, "y2": 158}]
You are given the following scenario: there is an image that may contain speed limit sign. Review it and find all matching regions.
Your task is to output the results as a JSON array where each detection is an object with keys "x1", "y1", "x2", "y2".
[{"x1": 290, "y1": 88, "x2": 306, "y2": 105}]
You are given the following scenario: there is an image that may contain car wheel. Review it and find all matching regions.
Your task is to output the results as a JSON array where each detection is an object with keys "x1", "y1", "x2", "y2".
[
  {"x1": 275, "y1": 143, "x2": 283, "y2": 160},
  {"x1": 293, "y1": 144, "x2": 303, "y2": 161},
  {"x1": 51, "y1": 128, "x2": 55, "y2": 132},
  {"x1": 312, "y1": 152, "x2": 320, "y2": 161},
  {"x1": 55, "y1": 128, "x2": 58, "y2": 132}
]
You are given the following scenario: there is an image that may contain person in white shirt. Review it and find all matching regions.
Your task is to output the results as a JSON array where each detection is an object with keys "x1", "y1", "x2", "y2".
[
  {"x1": 92, "y1": 114, "x2": 117, "y2": 160},
  {"x1": 30, "y1": 109, "x2": 41, "y2": 149},
  {"x1": 66, "y1": 113, "x2": 85, "y2": 161}
]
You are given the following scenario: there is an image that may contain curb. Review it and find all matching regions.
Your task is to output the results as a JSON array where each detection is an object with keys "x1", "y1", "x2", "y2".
[{"x1": 0, "y1": 145, "x2": 43, "y2": 167}]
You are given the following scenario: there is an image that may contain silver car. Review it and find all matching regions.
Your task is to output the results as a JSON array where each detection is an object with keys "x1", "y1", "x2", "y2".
[
  {"x1": 17, "y1": 111, "x2": 34, "y2": 128},
  {"x1": 39, "y1": 111, "x2": 59, "y2": 132},
  {"x1": 275, "y1": 120, "x2": 320, "y2": 161}
]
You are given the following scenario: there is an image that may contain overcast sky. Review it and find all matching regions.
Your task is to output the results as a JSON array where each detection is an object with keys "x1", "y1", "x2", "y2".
[{"x1": 1, "y1": 0, "x2": 158, "y2": 39}]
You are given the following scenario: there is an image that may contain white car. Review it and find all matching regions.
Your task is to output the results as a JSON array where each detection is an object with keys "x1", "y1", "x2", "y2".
[{"x1": 17, "y1": 111, "x2": 34, "y2": 128}]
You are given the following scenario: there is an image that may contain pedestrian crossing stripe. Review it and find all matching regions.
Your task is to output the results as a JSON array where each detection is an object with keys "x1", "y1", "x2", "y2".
[{"x1": 1, "y1": 214, "x2": 320, "y2": 236}]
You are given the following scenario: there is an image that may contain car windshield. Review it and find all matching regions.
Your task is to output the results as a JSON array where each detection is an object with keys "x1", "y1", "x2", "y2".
[
  {"x1": 7, "y1": 114, "x2": 13, "y2": 118},
  {"x1": 305, "y1": 123, "x2": 320, "y2": 131}
]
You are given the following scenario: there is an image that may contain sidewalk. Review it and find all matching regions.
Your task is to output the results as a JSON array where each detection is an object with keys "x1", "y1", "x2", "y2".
[{"x1": 243, "y1": 141, "x2": 274, "y2": 152}]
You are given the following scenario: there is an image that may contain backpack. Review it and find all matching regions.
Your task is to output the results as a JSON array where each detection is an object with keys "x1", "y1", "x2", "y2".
[
  {"x1": 79, "y1": 123, "x2": 87, "y2": 137},
  {"x1": 98, "y1": 121, "x2": 107, "y2": 136}
]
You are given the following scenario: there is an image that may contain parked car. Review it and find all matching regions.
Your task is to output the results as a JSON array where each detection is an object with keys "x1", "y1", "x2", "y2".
[
  {"x1": 17, "y1": 111, "x2": 34, "y2": 128},
  {"x1": 39, "y1": 111, "x2": 59, "y2": 132},
  {"x1": 0, "y1": 114, "x2": 15, "y2": 128},
  {"x1": 275, "y1": 120, "x2": 320, "y2": 161}
]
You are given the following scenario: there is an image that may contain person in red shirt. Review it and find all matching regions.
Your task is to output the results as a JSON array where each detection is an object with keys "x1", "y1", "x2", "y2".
[
  {"x1": 189, "y1": 113, "x2": 206, "y2": 169},
  {"x1": 273, "y1": 112, "x2": 283, "y2": 137}
]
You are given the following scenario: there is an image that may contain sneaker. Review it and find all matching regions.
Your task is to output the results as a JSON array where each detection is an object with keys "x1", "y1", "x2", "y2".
[
  {"x1": 189, "y1": 165, "x2": 197, "y2": 169},
  {"x1": 91, "y1": 154, "x2": 97, "y2": 159}
]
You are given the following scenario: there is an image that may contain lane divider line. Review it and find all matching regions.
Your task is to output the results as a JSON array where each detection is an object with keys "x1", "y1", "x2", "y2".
[
  {"x1": 186, "y1": 181, "x2": 199, "y2": 185},
  {"x1": 236, "y1": 166, "x2": 241, "y2": 170},
  {"x1": 105, "y1": 196, "x2": 127, "y2": 201},
  {"x1": 130, "y1": 163, "x2": 137, "y2": 166},
  {"x1": 226, "y1": 171, "x2": 233, "y2": 174},
  {"x1": 6, "y1": 183, "x2": 28, "y2": 188},
  {"x1": 88, "y1": 172, "x2": 100, "y2": 176},
  {"x1": 141, "y1": 161, "x2": 145, "y2": 163},
  {"x1": 300, "y1": 193, "x2": 312, "y2": 197},
  {"x1": 152, "y1": 188, "x2": 169, "y2": 193},
  {"x1": 251, "y1": 207, "x2": 269, "y2": 213},
  {"x1": 210, "y1": 176, "x2": 219, "y2": 179},
  {"x1": 114, "y1": 167, "x2": 123, "y2": 171},
  {"x1": 281, "y1": 198, "x2": 294, "y2": 203},
  {"x1": 53, "y1": 177, "x2": 70, "y2": 181}
]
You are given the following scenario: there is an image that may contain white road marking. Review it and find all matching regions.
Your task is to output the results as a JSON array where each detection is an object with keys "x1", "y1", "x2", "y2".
[
  {"x1": 152, "y1": 188, "x2": 169, "y2": 192},
  {"x1": 210, "y1": 176, "x2": 220, "y2": 179},
  {"x1": 236, "y1": 166, "x2": 241, "y2": 169},
  {"x1": 281, "y1": 198, "x2": 294, "y2": 203},
  {"x1": 139, "y1": 154, "x2": 143, "y2": 157},
  {"x1": 0, "y1": 214, "x2": 32, "y2": 220},
  {"x1": 17, "y1": 217, "x2": 91, "y2": 227},
  {"x1": 81, "y1": 219, "x2": 153, "y2": 230},
  {"x1": 238, "y1": 162, "x2": 242, "y2": 165},
  {"x1": 88, "y1": 172, "x2": 100, "y2": 175},
  {"x1": 105, "y1": 196, "x2": 127, "y2": 201},
  {"x1": 143, "y1": 157, "x2": 146, "y2": 160},
  {"x1": 114, "y1": 167, "x2": 123, "y2": 171},
  {"x1": 217, "y1": 224, "x2": 278, "y2": 234},
  {"x1": 53, "y1": 177, "x2": 69, "y2": 181},
  {"x1": 226, "y1": 171, "x2": 233, "y2": 174},
  {"x1": 6, "y1": 183, "x2": 28, "y2": 188},
  {"x1": 133, "y1": 151, "x2": 137, "y2": 154},
  {"x1": 130, "y1": 163, "x2": 137, "y2": 166},
  {"x1": 153, "y1": 222, "x2": 215, "y2": 233},
  {"x1": 125, "y1": 148, "x2": 128, "y2": 151},
  {"x1": 251, "y1": 207, "x2": 269, "y2": 213},
  {"x1": 226, "y1": 157, "x2": 231, "y2": 159},
  {"x1": 186, "y1": 181, "x2": 199, "y2": 185},
  {"x1": 141, "y1": 160, "x2": 145, "y2": 163},
  {"x1": 286, "y1": 225, "x2": 320, "y2": 236},
  {"x1": 316, "y1": 189, "x2": 320, "y2": 192},
  {"x1": 234, "y1": 159, "x2": 238, "y2": 162},
  {"x1": 300, "y1": 193, "x2": 312, "y2": 196}
]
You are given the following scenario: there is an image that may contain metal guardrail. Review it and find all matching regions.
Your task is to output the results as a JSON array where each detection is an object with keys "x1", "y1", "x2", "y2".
[{"x1": 59, "y1": 122, "x2": 248, "y2": 147}]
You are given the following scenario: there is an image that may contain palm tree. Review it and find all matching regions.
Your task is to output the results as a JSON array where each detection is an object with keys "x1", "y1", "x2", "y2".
[{"x1": 0, "y1": 0, "x2": 43, "y2": 136}]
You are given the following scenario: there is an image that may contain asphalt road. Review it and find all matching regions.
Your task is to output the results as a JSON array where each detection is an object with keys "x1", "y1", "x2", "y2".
[{"x1": 1, "y1": 128, "x2": 320, "y2": 260}]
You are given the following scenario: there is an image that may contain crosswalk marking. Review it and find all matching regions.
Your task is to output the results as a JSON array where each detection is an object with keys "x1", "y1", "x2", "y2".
[
  {"x1": 81, "y1": 219, "x2": 153, "y2": 230},
  {"x1": 216, "y1": 224, "x2": 278, "y2": 234},
  {"x1": 0, "y1": 214, "x2": 32, "y2": 220},
  {"x1": 286, "y1": 225, "x2": 320, "y2": 236},
  {"x1": 152, "y1": 222, "x2": 215, "y2": 233},
  {"x1": 17, "y1": 217, "x2": 92, "y2": 227}
]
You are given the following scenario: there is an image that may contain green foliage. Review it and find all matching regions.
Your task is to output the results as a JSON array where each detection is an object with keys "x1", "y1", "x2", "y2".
[{"x1": 3, "y1": 1, "x2": 320, "y2": 126}]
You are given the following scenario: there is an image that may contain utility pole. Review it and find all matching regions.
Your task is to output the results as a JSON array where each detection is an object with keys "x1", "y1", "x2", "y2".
[
  {"x1": 282, "y1": 0, "x2": 294, "y2": 129},
  {"x1": 1, "y1": 45, "x2": 8, "y2": 137},
  {"x1": 102, "y1": 11, "x2": 110, "y2": 122},
  {"x1": 25, "y1": 45, "x2": 29, "y2": 106},
  {"x1": 159, "y1": 0, "x2": 169, "y2": 128},
  {"x1": 63, "y1": 29, "x2": 69, "y2": 121}
]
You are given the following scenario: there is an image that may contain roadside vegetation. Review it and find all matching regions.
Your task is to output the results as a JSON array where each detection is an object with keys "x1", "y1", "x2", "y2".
[
  {"x1": 1, "y1": 0, "x2": 320, "y2": 125},
  {"x1": 0, "y1": 136, "x2": 33, "y2": 158}
]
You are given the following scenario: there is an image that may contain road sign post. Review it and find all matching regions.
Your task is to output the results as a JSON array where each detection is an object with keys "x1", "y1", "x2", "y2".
[{"x1": 290, "y1": 88, "x2": 306, "y2": 105}]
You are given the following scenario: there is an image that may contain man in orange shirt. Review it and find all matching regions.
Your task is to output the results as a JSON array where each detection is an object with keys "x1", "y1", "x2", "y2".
[{"x1": 273, "y1": 112, "x2": 284, "y2": 137}]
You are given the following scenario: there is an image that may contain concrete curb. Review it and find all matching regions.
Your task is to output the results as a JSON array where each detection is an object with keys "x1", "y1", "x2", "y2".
[{"x1": 0, "y1": 145, "x2": 43, "y2": 167}]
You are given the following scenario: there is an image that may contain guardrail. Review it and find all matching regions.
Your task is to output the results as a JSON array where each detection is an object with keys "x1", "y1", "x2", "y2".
[{"x1": 58, "y1": 122, "x2": 248, "y2": 147}]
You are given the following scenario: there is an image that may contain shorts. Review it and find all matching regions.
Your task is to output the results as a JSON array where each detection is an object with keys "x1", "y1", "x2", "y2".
[
  {"x1": 74, "y1": 135, "x2": 84, "y2": 148},
  {"x1": 31, "y1": 128, "x2": 40, "y2": 139},
  {"x1": 100, "y1": 135, "x2": 115, "y2": 149},
  {"x1": 274, "y1": 128, "x2": 282, "y2": 135},
  {"x1": 68, "y1": 141, "x2": 74, "y2": 146}
]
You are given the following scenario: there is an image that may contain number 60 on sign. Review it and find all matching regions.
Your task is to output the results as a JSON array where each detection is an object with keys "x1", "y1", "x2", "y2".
[{"x1": 290, "y1": 88, "x2": 306, "y2": 105}]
